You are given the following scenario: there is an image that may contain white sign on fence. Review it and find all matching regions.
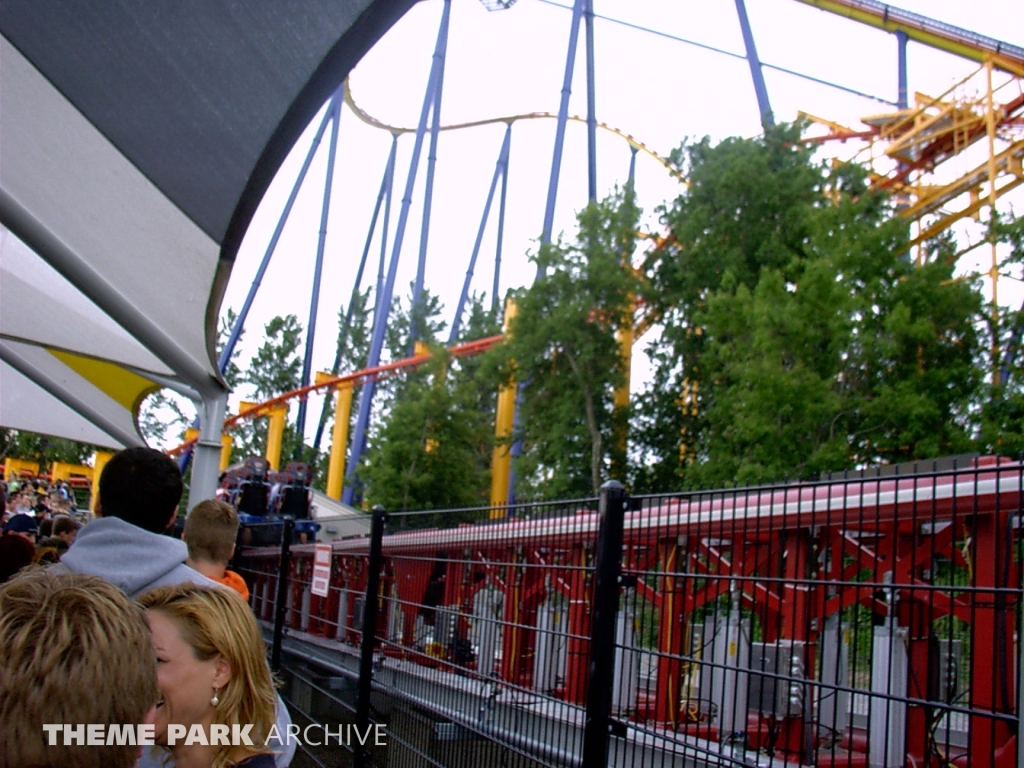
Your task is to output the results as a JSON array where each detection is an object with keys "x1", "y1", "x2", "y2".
[{"x1": 311, "y1": 543, "x2": 332, "y2": 597}]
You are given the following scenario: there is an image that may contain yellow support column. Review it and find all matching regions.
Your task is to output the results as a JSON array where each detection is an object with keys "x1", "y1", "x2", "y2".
[
  {"x1": 219, "y1": 434, "x2": 234, "y2": 472},
  {"x1": 265, "y1": 404, "x2": 288, "y2": 471},
  {"x1": 490, "y1": 299, "x2": 518, "y2": 518},
  {"x1": 51, "y1": 462, "x2": 94, "y2": 483},
  {"x1": 3, "y1": 458, "x2": 40, "y2": 481},
  {"x1": 90, "y1": 450, "x2": 114, "y2": 513},
  {"x1": 324, "y1": 378, "x2": 354, "y2": 501}
]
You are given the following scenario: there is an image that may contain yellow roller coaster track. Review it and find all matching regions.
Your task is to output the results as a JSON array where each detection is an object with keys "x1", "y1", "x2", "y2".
[{"x1": 343, "y1": 80, "x2": 686, "y2": 184}]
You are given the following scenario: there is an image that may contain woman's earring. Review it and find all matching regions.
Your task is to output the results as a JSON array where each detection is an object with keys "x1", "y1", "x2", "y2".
[{"x1": 211, "y1": 689, "x2": 220, "y2": 707}]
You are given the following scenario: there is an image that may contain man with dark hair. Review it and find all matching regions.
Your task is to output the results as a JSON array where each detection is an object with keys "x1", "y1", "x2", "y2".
[
  {"x1": 58, "y1": 447, "x2": 212, "y2": 595},
  {"x1": 96, "y1": 446, "x2": 184, "y2": 533}
]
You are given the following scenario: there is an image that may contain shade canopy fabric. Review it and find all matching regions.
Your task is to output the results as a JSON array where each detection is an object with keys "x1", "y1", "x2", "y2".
[{"x1": 0, "y1": 0, "x2": 416, "y2": 451}]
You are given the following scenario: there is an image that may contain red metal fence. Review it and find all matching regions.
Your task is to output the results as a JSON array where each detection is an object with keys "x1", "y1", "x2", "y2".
[{"x1": 239, "y1": 457, "x2": 1024, "y2": 768}]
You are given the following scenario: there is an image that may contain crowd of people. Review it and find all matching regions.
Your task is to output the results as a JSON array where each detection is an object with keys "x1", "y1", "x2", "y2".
[
  {"x1": 0, "y1": 448, "x2": 294, "y2": 768},
  {"x1": 0, "y1": 477, "x2": 83, "y2": 581}
]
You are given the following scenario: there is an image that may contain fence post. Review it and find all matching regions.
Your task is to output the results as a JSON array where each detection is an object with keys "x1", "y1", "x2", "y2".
[
  {"x1": 355, "y1": 505, "x2": 387, "y2": 768},
  {"x1": 582, "y1": 480, "x2": 628, "y2": 768},
  {"x1": 270, "y1": 516, "x2": 295, "y2": 673}
]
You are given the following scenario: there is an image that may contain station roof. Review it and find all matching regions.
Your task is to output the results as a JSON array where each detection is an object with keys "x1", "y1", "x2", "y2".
[{"x1": 0, "y1": 0, "x2": 415, "y2": 449}]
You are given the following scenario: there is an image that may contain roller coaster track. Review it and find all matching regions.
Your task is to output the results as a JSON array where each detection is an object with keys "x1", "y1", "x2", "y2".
[
  {"x1": 793, "y1": 0, "x2": 1024, "y2": 74},
  {"x1": 342, "y1": 80, "x2": 686, "y2": 184},
  {"x1": 166, "y1": 334, "x2": 503, "y2": 457}
]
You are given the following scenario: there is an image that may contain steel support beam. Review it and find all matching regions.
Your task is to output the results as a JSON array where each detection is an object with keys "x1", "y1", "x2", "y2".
[
  {"x1": 896, "y1": 30, "x2": 909, "y2": 109},
  {"x1": 296, "y1": 90, "x2": 344, "y2": 446},
  {"x1": 312, "y1": 134, "x2": 398, "y2": 456},
  {"x1": 344, "y1": 1, "x2": 452, "y2": 504},
  {"x1": 734, "y1": 0, "x2": 774, "y2": 128},
  {"x1": 584, "y1": 0, "x2": 598, "y2": 202},
  {"x1": 492, "y1": 125, "x2": 512, "y2": 316},
  {"x1": 450, "y1": 124, "x2": 511, "y2": 343},
  {"x1": 411, "y1": 0, "x2": 452, "y2": 347},
  {"x1": 539, "y1": 0, "x2": 586, "y2": 263}
]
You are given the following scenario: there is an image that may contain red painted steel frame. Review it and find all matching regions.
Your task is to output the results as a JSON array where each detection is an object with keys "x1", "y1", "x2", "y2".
[{"x1": 239, "y1": 459, "x2": 1023, "y2": 767}]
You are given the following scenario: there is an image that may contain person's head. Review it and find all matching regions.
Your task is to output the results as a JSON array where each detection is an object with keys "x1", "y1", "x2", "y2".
[
  {"x1": 37, "y1": 517, "x2": 54, "y2": 538},
  {"x1": 137, "y1": 584, "x2": 275, "y2": 767},
  {"x1": 36, "y1": 535, "x2": 70, "y2": 554},
  {"x1": 183, "y1": 499, "x2": 240, "y2": 566},
  {"x1": 2, "y1": 512, "x2": 38, "y2": 543},
  {"x1": 52, "y1": 514, "x2": 81, "y2": 545},
  {"x1": 97, "y1": 447, "x2": 183, "y2": 533},
  {"x1": 0, "y1": 534, "x2": 36, "y2": 583},
  {"x1": 13, "y1": 489, "x2": 32, "y2": 514},
  {"x1": 0, "y1": 570, "x2": 159, "y2": 768},
  {"x1": 33, "y1": 544, "x2": 61, "y2": 565}
]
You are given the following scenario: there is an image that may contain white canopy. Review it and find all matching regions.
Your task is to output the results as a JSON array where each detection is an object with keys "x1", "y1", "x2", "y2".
[{"x1": 0, "y1": 0, "x2": 416, "y2": 497}]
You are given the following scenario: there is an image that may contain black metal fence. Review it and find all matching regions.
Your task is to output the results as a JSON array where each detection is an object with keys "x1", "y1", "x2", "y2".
[{"x1": 237, "y1": 458, "x2": 1024, "y2": 768}]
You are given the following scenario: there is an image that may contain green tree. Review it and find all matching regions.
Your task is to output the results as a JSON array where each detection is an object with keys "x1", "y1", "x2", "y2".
[
  {"x1": 494, "y1": 187, "x2": 641, "y2": 498},
  {"x1": 0, "y1": 431, "x2": 98, "y2": 468},
  {"x1": 636, "y1": 124, "x2": 985, "y2": 488},
  {"x1": 361, "y1": 352, "x2": 491, "y2": 516},
  {"x1": 385, "y1": 285, "x2": 447, "y2": 360},
  {"x1": 979, "y1": 212, "x2": 1024, "y2": 455},
  {"x1": 360, "y1": 290, "x2": 494, "y2": 516},
  {"x1": 232, "y1": 314, "x2": 304, "y2": 461},
  {"x1": 311, "y1": 289, "x2": 374, "y2": 489}
]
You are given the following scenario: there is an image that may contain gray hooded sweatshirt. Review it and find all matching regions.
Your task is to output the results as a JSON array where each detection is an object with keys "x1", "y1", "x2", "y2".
[
  {"x1": 56, "y1": 516, "x2": 294, "y2": 767},
  {"x1": 58, "y1": 516, "x2": 217, "y2": 596}
]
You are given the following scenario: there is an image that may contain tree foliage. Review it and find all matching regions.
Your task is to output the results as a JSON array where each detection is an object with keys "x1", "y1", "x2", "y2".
[
  {"x1": 232, "y1": 314, "x2": 304, "y2": 461},
  {"x1": 0, "y1": 430, "x2": 98, "y2": 468},
  {"x1": 494, "y1": 188, "x2": 641, "y2": 498},
  {"x1": 635, "y1": 124, "x2": 985, "y2": 489},
  {"x1": 360, "y1": 292, "x2": 494, "y2": 517},
  {"x1": 978, "y1": 212, "x2": 1024, "y2": 455}
]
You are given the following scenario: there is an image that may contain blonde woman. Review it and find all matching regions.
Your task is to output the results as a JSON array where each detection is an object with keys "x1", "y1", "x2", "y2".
[{"x1": 138, "y1": 584, "x2": 277, "y2": 768}]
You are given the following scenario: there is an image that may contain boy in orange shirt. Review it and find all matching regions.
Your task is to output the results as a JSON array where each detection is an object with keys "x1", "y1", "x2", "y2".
[{"x1": 183, "y1": 499, "x2": 250, "y2": 601}]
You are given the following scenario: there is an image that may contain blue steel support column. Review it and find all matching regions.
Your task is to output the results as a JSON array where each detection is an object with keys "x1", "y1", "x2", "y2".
[
  {"x1": 295, "y1": 90, "x2": 344, "y2": 448},
  {"x1": 449, "y1": 125, "x2": 511, "y2": 344},
  {"x1": 734, "y1": 0, "x2": 774, "y2": 128},
  {"x1": 896, "y1": 30, "x2": 909, "y2": 109},
  {"x1": 539, "y1": 0, "x2": 586, "y2": 270},
  {"x1": 344, "y1": 2, "x2": 452, "y2": 505},
  {"x1": 627, "y1": 145, "x2": 638, "y2": 190},
  {"x1": 492, "y1": 124, "x2": 512, "y2": 316},
  {"x1": 179, "y1": 95, "x2": 339, "y2": 474},
  {"x1": 584, "y1": 0, "x2": 597, "y2": 202},
  {"x1": 218, "y1": 97, "x2": 339, "y2": 376},
  {"x1": 377, "y1": 136, "x2": 398, "y2": 302},
  {"x1": 311, "y1": 135, "x2": 399, "y2": 457},
  {"x1": 411, "y1": 0, "x2": 452, "y2": 347}
]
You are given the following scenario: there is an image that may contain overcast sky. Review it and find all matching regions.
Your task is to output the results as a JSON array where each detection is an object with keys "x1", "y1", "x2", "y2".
[{"x1": 216, "y1": 0, "x2": 1024, "y2": 441}]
